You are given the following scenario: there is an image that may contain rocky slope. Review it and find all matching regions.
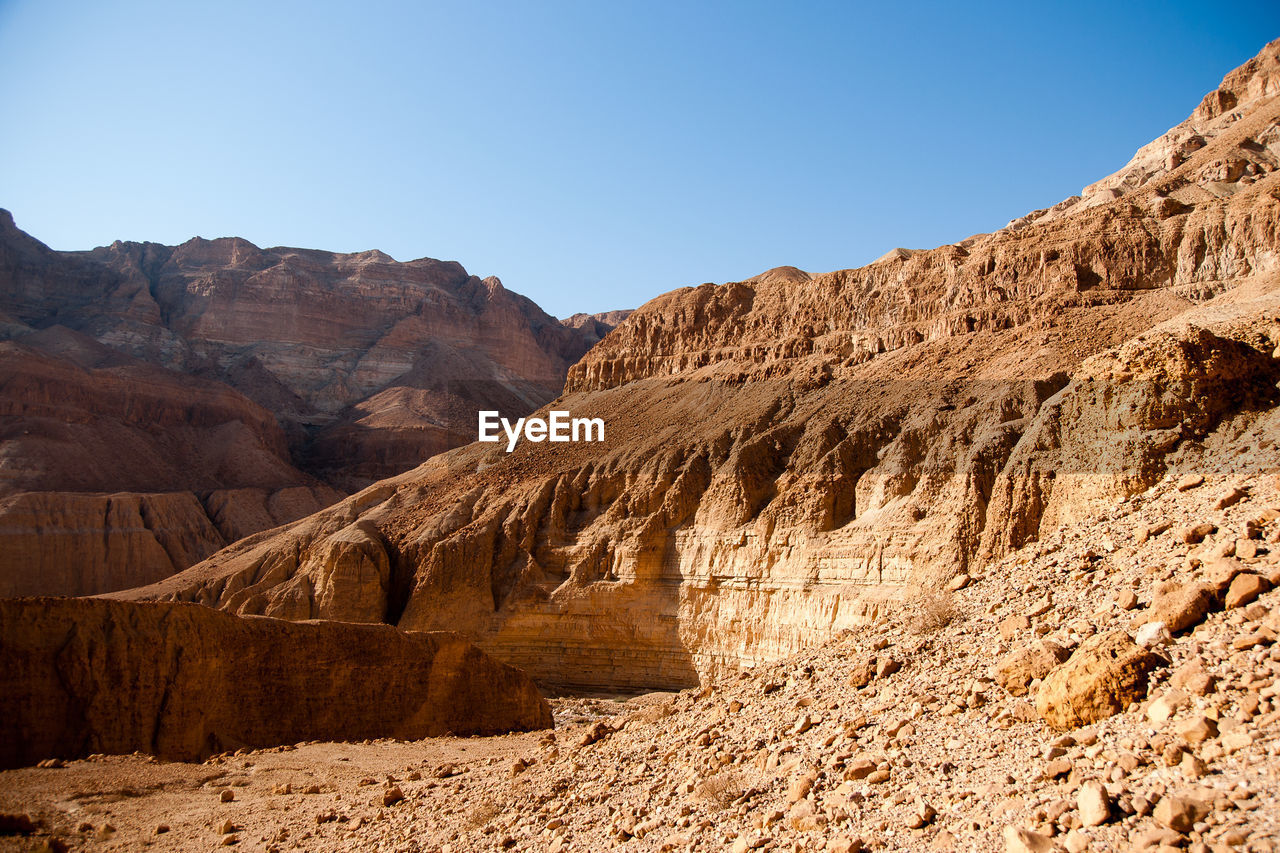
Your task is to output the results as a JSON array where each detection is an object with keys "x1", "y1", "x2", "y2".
[
  {"x1": 124, "y1": 40, "x2": 1280, "y2": 694},
  {"x1": 0, "y1": 597, "x2": 551, "y2": 769},
  {"x1": 3, "y1": 444, "x2": 1278, "y2": 852},
  {"x1": 0, "y1": 207, "x2": 614, "y2": 595}
]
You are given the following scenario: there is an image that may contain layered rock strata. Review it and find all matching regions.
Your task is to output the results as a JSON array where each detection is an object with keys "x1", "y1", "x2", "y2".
[
  {"x1": 0, "y1": 196, "x2": 614, "y2": 594},
  {"x1": 126, "y1": 41, "x2": 1280, "y2": 691},
  {"x1": 0, "y1": 597, "x2": 552, "y2": 769}
]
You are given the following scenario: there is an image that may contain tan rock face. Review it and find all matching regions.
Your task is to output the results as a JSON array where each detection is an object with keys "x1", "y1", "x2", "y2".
[
  {"x1": 1035, "y1": 631, "x2": 1163, "y2": 730},
  {"x1": 0, "y1": 597, "x2": 551, "y2": 768},
  {"x1": 118, "y1": 41, "x2": 1280, "y2": 691}
]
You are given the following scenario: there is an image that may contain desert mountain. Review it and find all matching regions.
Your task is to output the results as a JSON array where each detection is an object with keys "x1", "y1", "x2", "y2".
[
  {"x1": 0, "y1": 213, "x2": 615, "y2": 596},
  {"x1": 122, "y1": 40, "x2": 1280, "y2": 695}
]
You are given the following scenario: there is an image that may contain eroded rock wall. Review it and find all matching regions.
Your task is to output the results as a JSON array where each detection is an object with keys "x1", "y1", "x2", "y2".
[
  {"x1": 0, "y1": 597, "x2": 552, "y2": 768},
  {"x1": 124, "y1": 41, "x2": 1280, "y2": 691}
]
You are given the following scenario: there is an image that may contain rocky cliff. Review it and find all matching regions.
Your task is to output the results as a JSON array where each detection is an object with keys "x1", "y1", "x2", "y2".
[
  {"x1": 124, "y1": 41, "x2": 1280, "y2": 691},
  {"x1": 0, "y1": 208, "x2": 614, "y2": 595},
  {"x1": 0, "y1": 597, "x2": 552, "y2": 768}
]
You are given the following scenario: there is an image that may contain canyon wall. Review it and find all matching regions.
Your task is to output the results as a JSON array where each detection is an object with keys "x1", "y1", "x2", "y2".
[
  {"x1": 0, "y1": 597, "x2": 552, "y2": 768},
  {"x1": 124, "y1": 41, "x2": 1280, "y2": 690},
  {"x1": 0, "y1": 204, "x2": 614, "y2": 595}
]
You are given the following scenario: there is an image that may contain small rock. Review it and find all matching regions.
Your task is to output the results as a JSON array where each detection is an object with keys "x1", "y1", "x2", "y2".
[
  {"x1": 875, "y1": 656, "x2": 901, "y2": 678},
  {"x1": 382, "y1": 786, "x2": 405, "y2": 807},
  {"x1": 1225, "y1": 573, "x2": 1271, "y2": 609},
  {"x1": 1077, "y1": 780, "x2": 1111, "y2": 827},
  {"x1": 1178, "y1": 523, "x2": 1217, "y2": 545},
  {"x1": 827, "y1": 836, "x2": 864, "y2": 853},
  {"x1": 1134, "y1": 621, "x2": 1172, "y2": 649},
  {"x1": 1002, "y1": 826, "x2": 1053, "y2": 853},
  {"x1": 1176, "y1": 474, "x2": 1205, "y2": 491},
  {"x1": 1000, "y1": 614, "x2": 1031, "y2": 640},
  {"x1": 785, "y1": 773, "x2": 814, "y2": 804},
  {"x1": 1116, "y1": 590, "x2": 1139, "y2": 611},
  {"x1": 1216, "y1": 486, "x2": 1249, "y2": 509},
  {"x1": 1176, "y1": 713, "x2": 1218, "y2": 744},
  {"x1": 1152, "y1": 794, "x2": 1209, "y2": 833},
  {"x1": 844, "y1": 758, "x2": 877, "y2": 780},
  {"x1": 1221, "y1": 730, "x2": 1253, "y2": 754},
  {"x1": 1141, "y1": 582, "x2": 1217, "y2": 633},
  {"x1": 219, "y1": 789, "x2": 235, "y2": 803},
  {"x1": 1180, "y1": 751, "x2": 1208, "y2": 778},
  {"x1": 908, "y1": 800, "x2": 936, "y2": 829},
  {"x1": 1146, "y1": 688, "x2": 1188, "y2": 724}
]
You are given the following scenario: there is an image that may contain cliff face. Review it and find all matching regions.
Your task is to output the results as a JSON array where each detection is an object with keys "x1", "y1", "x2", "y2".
[
  {"x1": 125, "y1": 41, "x2": 1280, "y2": 690},
  {"x1": 0, "y1": 597, "x2": 552, "y2": 768},
  {"x1": 0, "y1": 211, "x2": 613, "y2": 595}
]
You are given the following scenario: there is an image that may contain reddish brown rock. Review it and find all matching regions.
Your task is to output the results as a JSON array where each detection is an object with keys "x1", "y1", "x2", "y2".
[
  {"x1": 0, "y1": 598, "x2": 551, "y2": 769},
  {"x1": 0, "y1": 213, "x2": 615, "y2": 595},
  {"x1": 1035, "y1": 631, "x2": 1163, "y2": 730},
  {"x1": 1224, "y1": 572, "x2": 1271, "y2": 609}
]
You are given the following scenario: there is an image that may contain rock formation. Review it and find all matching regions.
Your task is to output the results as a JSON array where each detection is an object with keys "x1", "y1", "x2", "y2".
[
  {"x1": 0, "y1": 597, "x2": 551, "y2": 768},
  {"x1": 0, "y1": 207, "x2": 615, "y2": 595},
  {"x1": 121, "y1": 39, "x2": 1280, "y2": 692}
]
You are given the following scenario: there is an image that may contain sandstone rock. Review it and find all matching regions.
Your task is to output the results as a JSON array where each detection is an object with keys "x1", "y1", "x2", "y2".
[
  {"x1": 995, "y1": 641, "x2": 1072, "y2": 696},
  {"x1": 1176, "y1": 474, "x2": 1205, "y2": 491},
  {"x1": 100, "y1": 41, "x2": 1280, "y2": 694},
  {"x1": 1077, "y1": 780, "x2": 1111, "y2": 826},
  {"x1": 1224, "y1": 572, "x2": 1271, "y2": 609},
  {"x1": 1035, "y1": 631, "x2": 1162, "y2": 730},
  {"x1": 1141, "y1": 582, "x2": 1217, "y2": 633},
  {"x1": 0, "y1": 215, "x2": 614, "y2": 596},
  {"x1": 1153, "y1": 794, "x2": 1210, "y2": 833},
  {"x1": 0, "y1": 598, "x2": 551, "y2": 768}
]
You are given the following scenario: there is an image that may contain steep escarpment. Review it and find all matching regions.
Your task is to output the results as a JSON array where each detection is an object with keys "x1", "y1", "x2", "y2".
[
  {"x1": 0, "y1": 199, "x2": 615, "y2": 595},
  {"x1": 0, "y1": 597, "x2": 552, "y2": 768},
  {"x1": 0, "y1": 213, "x2": 608, "y2": 490},
  {"x1": 0, "y1": 325, "x2": 341, "y2": 597},
  {"x1": 125, "y1": 41, "x2": 1280, "y2": 691}
]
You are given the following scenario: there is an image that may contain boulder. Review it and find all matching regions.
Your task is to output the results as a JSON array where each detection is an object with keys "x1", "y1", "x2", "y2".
[
  {"x1": 994, "y1": 641, "x2": 1072, "y2": 696},
  {"x1": 1139, "y1": 582, "x2": 1217, "y2": 633},
  {"x1": 1035, "y1": 631, "x2": 1162, "y2": 730}
]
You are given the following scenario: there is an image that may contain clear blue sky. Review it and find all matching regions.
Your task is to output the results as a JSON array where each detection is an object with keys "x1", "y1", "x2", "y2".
[{"x1": 1, "y1": 1, "x2": 1276, "y2": 318}]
